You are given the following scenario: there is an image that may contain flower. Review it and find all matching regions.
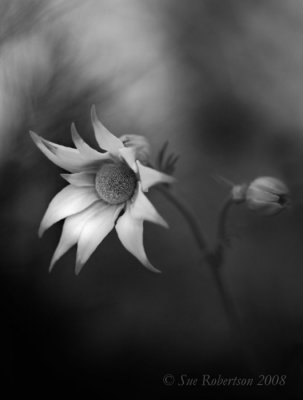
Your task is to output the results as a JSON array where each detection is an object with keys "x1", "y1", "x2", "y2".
[
  {"x1": 30, "y1": 105, "x2": 175, "y2": 274},
  {"x1": 230, "y1": 176, "x2": 290, "y2": 215}
]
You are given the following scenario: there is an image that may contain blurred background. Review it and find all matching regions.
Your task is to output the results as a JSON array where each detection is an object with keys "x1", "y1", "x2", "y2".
[{"x1": 1, "y1": 0, "x2": 303, "y2": 397}]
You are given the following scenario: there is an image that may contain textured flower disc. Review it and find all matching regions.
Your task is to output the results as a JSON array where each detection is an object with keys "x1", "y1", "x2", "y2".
[{"x1": 95, "y1": 162, "x2": 137, "y2": 204}]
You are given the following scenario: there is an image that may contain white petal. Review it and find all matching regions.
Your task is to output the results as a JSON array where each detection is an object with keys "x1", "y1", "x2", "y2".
[
  {"x1": 49, "y1": 202, "x2": 102, "y2": 271},
  {"x1": 91, "y1": 105, "x2": 124, "y2": 154},
  {"x1": 137, "y1": 161, "x2": 176, "y2": 192},
  {"x1": 115, "y1": 208, "x2": 161, "y2": 273},
  {"x1": 39, "y1": 185, "x2": 99, "y2": 237},
  {"x1": 119, "y1": 147, "x2": 138, "y2": 172},
  {"x1": 129, "y1": 185, "x2": 168, "y2": 228},
  {"x1": 30, "y1": 131, "x2": 100, "y2": 172},
  {"x1": 61, "y1": 172, "x2": 95, "y2": 187},
  {"x1": 71, "y1": 123, "x2": 109, "y2": 161},
  {"x1": 75, "y1": 203, "x2": 124, "y2": 274}
]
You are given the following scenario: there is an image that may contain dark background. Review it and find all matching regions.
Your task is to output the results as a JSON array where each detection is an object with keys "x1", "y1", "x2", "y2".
[{"x1": 1, "y1": 0, "x2": 303, "y2": 398}]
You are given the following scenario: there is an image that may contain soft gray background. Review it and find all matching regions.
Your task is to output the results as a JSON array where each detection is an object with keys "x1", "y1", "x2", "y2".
[{"x1": 1, "y1": 0, "x2": 303, "y2": 398}]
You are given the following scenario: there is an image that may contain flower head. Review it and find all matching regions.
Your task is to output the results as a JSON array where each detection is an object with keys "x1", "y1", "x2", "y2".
[
  {"x1": 245, "y1": 176, "x2": 290, "y2": 215},
  {"x1": 230, "y1": 176, "x2": 290, "y2": 215},
  {"x1": 30, "y1": 106, "x2": 175, "y2": 274}
]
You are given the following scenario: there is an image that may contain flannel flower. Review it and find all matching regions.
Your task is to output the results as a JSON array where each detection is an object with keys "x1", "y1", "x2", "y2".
[{"x1": 30, "y1": 106, "x2": 175, "y2": 274}]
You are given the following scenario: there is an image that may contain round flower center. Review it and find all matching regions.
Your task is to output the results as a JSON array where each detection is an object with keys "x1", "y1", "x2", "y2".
[{"x1": 95, "y1": 162, "x2": 137, "y2": 205}]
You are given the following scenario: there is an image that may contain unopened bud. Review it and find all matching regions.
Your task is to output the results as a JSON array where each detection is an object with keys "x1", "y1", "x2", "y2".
[
  {"x1": 245, "y1": 176, "x2": 290, "y2": 215},
  {"x1": 120, "y1": 134, "x2": 150, "y2": 164}
]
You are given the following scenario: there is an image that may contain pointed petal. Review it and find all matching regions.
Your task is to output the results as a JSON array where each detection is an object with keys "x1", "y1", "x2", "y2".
[
  {"x1": 61, "y1": 172, "x2": 95, "y2": 187},
  {"x1": 91, "y1": 105, "x2": 123, "y2": 154},
  {"x1": 119, "y1": 146, "x2": 138, "y2": 172},
  {"x1": 115, "y1": 208, "x2": 161, "y2": 273},
  {"x1": 49, "y1": 202, "x2": 102, "y2": 271},
  {"x1": 71, "y1": 123, "x2": 109, "y2": 161},
  {"x1": 30, "y1": 131, "x2": 100, "y2": 172},
  {"x1": 39, "y1": 185, "x2": 99, "y2": 237},
  {"x1": 75, "y1": 203, "x2": 123, "y2": 274},
  {"x1": 129, "y1": 185, "x2": 168, "y2": 228},
  {"x1": 137, "y1": 161, "x2": 176, "y2": 192}
]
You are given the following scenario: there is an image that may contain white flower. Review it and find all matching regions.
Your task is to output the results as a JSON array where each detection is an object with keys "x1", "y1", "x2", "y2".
[{"x1": 30, "y1": 106, "x2": 175, "y2": 274}]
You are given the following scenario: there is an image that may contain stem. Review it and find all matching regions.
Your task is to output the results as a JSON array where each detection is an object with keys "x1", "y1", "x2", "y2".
[
  {"x1": 209, "y1": 262, "x2": 237, "y2": 321},
  {"x1": 157, "y1": 184, "x2": 257, "y2": 372},
  {"x1": 156, "y1": 186, "x2": 236, "y2": 320},
  {"x1": 155, "y1": 185, "x2": 208, "y2": 253},
  {"x1": 208, "y1": 195, "x2": 240, "y2": 327},
  {"x1": 213, "y1": 195, "x2": 234, "y2": 268},
  {"x1": 211, "y1": 264, "x2": 258, "y2": 373},
  {"x1": 210, "y1": 196, "x2": 258, "y2": 373}
]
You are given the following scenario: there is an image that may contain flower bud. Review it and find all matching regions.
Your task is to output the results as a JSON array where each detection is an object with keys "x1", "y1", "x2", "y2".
[
  {"x1": 245, "y1": 176, "x2": 290, "y2": 215},
  {"x1": 120, "y1": 134, "x2": 150, "y2": 164}
]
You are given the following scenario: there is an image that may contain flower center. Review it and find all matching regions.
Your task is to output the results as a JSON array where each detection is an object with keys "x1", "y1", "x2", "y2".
[{"x1": 95, "y1": 162, "x2": 137, "y2": 205}]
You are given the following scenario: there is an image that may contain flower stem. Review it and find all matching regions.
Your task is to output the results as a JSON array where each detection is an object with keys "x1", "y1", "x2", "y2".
[
  {"x1": 210, "y1": 263, "x2": 258, "y2": 373},
  {"x1": 207, "y1": 195, "x2": 240, "y2": 326},
  {"x1": 208, "y1": 258, "x2": 236, "y2": 318},
  {"x1": 209, "y1": 196, "x2": 258, "y2": 373},
  {"x1": 157, "y1": 184, "x2": 257, "y2": 371},
  {"x1": 213, "y1": 195, "x2": 234, "y2": 268},
  {"x1": 155, "y1": 185, "x2": 208, "y2": 253}
]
